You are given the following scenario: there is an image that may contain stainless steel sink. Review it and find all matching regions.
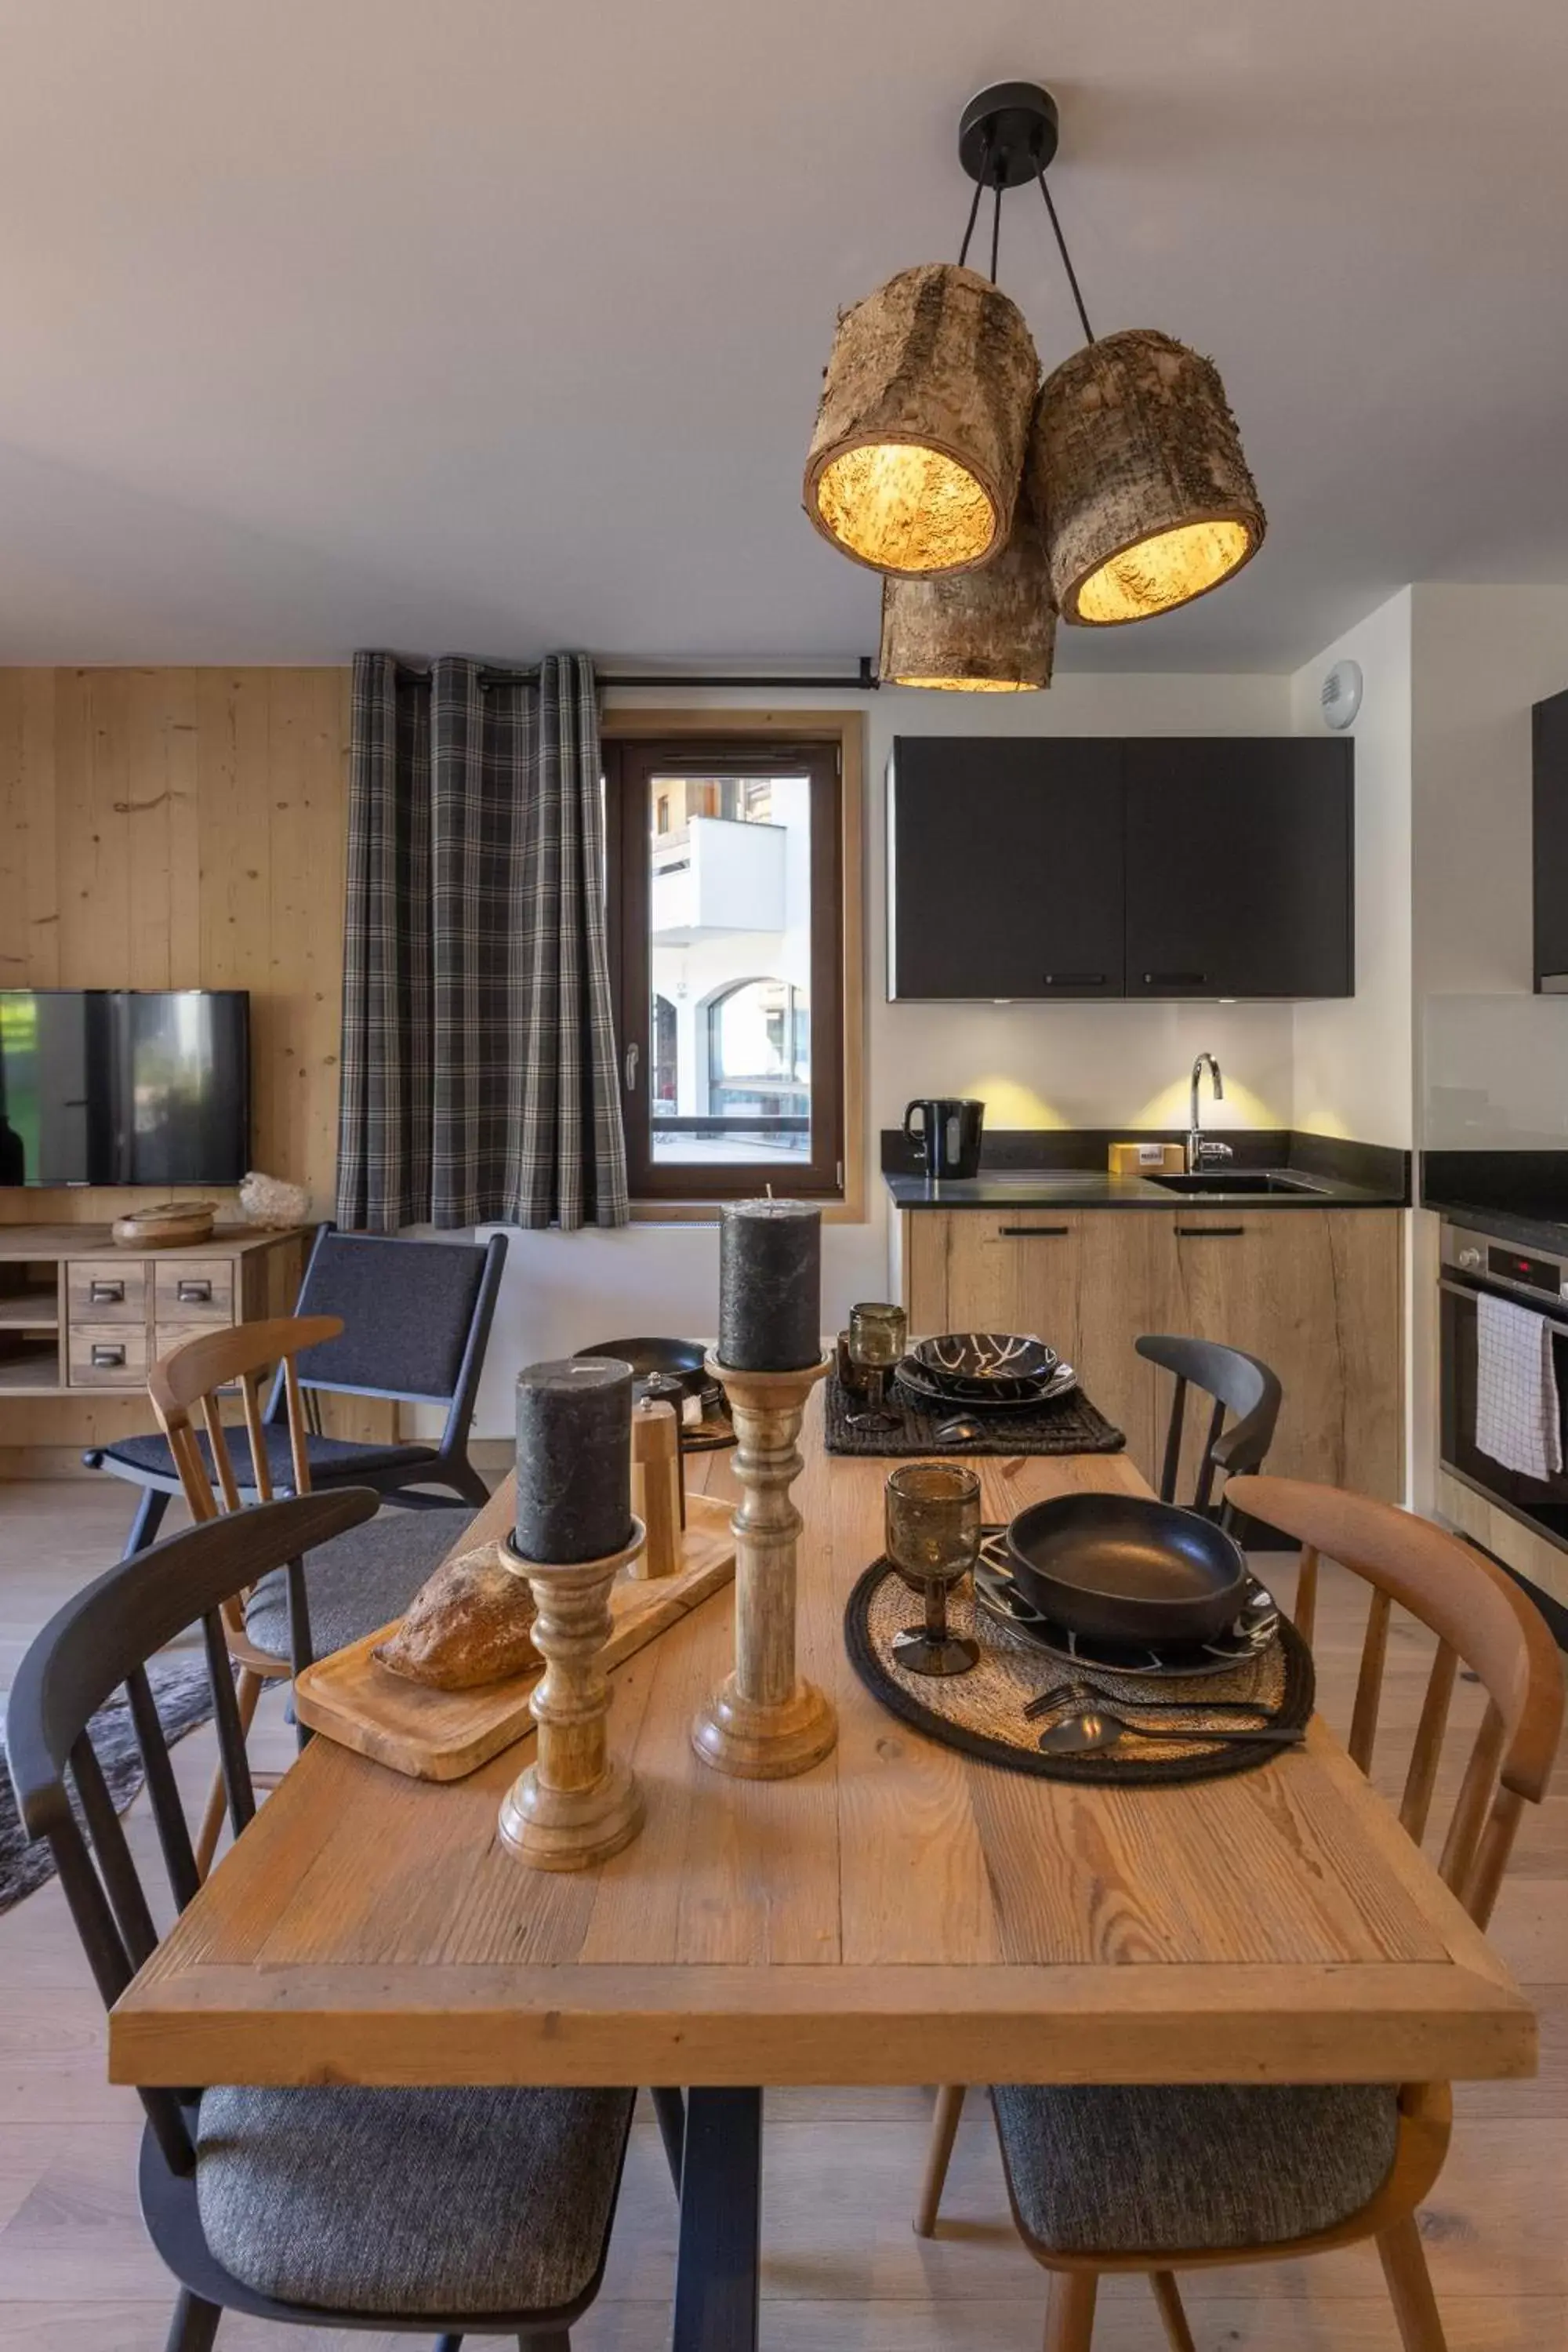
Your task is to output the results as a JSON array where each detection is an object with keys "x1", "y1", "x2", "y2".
[{"x1": 1145, "y1": 1170, "x2": 1330, "y2": 1196}]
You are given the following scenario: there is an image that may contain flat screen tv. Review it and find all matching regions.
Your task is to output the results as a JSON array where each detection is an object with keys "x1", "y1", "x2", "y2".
[{"x1": 0, "y1": 990, "x2": 249, "y2": 1187}]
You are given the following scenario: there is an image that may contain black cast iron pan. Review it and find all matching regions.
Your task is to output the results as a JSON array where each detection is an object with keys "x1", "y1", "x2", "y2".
[{"x1": 1004, "y1": 1491, "x2": 1249, "y2": 1647}]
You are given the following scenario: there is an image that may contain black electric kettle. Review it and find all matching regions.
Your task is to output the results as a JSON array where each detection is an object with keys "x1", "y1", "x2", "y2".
[{"x1": 903, "y1": 1098, "x2": 985, "y2": 1180}]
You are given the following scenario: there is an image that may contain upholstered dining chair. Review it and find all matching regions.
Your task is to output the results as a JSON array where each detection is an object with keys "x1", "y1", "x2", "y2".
[
  {"x1": 1136, "y1": 1331, "x2": 1283, "y2": 1523},
  {"x1": 5, "y1": 1491, "x2": 637, "y2": 2352},
  {"x1": 147, "y1": 1314, "x2": 476, "y2": 1876},
  {"x1": 913, "y1": 1475, "x2": 1563, "y2": 2352},
  {"x1": 87, "y1": 1225, "x2": 506, "y2": 1556}
]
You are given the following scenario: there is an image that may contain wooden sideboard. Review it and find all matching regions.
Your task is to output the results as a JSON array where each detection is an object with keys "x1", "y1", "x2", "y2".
[{"x1": 0, "y1": 1223, "x2": 311, "y2": 1469}]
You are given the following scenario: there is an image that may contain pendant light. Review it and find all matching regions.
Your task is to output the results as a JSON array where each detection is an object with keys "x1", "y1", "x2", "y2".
[
  {"x1": 878, "y1": 483, "x2": 1055, "y2": 691},
  {"x1": 804, "y1": 261, "x2": 1038, "y2": 577},
  {"x1": 803, "y1": 80, "x2": 1265, "y2": 628},
  {"x1": 1032, "y1": 330, "x2": 1265, "y2": 626}
]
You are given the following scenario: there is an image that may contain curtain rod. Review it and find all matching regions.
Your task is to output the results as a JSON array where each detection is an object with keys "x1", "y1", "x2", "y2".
[{"x1": 390, "y1": 656, "x2": 880, "y2": 692}]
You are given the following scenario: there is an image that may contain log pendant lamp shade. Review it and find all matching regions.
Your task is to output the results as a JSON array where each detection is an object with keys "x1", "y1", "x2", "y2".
[
  {"x1": 804, "y1": 263, "x2": 1040, "y2": 578},
  {"x1": 879, "y1": 492, "x2": 1055, "y2": 691},
  {"x1": 1033, "y1": 330, "x2": 1265, "y2": 625}
]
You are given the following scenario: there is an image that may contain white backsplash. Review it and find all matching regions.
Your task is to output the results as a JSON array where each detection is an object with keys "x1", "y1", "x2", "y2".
[{"x1": 1422, "y1": 993, "x2": 1568, "y2": 1147}]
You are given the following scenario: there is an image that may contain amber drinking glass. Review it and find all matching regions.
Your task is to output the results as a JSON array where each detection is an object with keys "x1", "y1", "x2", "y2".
[
  {"x1": 847, "y1": 1301, "x2": 907, "y2": 1432},
  {"x1": 884, "y1": 1461, "x2": 981, "y2": 1675}
]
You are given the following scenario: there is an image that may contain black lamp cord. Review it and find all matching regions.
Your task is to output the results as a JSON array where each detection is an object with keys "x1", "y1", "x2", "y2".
[
  {"x1": 1037, "y1": 166, "x2": 1095, "y2": 343},
  {"x1": 956, "y1": 136, "x2": 1097, "y2": 343}
]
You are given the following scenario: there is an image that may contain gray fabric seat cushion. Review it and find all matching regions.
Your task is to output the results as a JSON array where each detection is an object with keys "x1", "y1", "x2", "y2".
[
  {"x1": 244, "y1": 1504, "x2": 477, "y2": 1663},
  {"x1": 993, "y1": 2081, "x2": 1401, "y2": 2255},
  {"x1": 197, "y1": 2082, "x2": 633, "y2": 2315},
  {"x1": 105, "y1": 1425, "x2": 441, "y2": 1489}
]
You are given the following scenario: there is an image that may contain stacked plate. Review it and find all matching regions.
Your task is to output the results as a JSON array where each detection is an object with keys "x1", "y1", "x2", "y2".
[{"x1": 895, "y1": 1331, "x2": 1077, "y2": 1413}]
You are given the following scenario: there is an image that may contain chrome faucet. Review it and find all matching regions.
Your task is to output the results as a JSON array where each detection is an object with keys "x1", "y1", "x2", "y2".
[{"x1": 1188, "y1": 1053, "x2": 1233, "y2": 1174}]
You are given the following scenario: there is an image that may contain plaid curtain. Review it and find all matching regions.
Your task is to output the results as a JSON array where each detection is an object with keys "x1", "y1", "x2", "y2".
[{"x1": 336, "y1": 651, "x2": 630, "y2": 1232}]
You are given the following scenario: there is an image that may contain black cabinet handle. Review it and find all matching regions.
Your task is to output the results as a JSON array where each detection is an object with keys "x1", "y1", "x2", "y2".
[
  {"x1": 87, "y1": 1279, "x2": 125, "y2": 1305},
  {"x1": 89, "y1": 1342, "x2": 127, "y2": 1368},
  {"x1": 1175, "y1": 1225, "x2": 1246, "y2": 1239},
  {"x1": 999, "y1": 1225, "x2": 1070, "y2": 1237},
  {"x1": 1041, "y1": 973, "x2": 1106, "y2": 987},
  {"x1": 1142, "y1": 971, "x2": 1207, "y2": 987}
]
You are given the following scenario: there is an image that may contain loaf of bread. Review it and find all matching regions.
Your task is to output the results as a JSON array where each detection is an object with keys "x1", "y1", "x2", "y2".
[{"x1": 372, "y1": 1544, "x2": 539, "y2": 1690}]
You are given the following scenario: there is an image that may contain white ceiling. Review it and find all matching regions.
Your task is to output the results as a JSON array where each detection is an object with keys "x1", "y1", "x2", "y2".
[{"x1": 0, "y1": 0, "x2": 1565, "y2": 673}]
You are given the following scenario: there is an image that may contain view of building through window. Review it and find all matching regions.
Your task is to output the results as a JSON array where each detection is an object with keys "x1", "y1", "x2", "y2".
[{"x1": 646, "y1": 771, "x2": 812, "y2": 1165}]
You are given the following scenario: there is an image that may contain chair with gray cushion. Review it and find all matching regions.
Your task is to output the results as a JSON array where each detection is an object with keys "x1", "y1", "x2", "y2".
[
  {"x1": 86, "y1": 1225, "x2": 507, "y2": 1557},
  {"x1": 912, "y1": 1475, "x2": 1563, "y2": 2352},
  {"x1": 5, "y1": 1491, "x2": 637, "y2": 2352}
]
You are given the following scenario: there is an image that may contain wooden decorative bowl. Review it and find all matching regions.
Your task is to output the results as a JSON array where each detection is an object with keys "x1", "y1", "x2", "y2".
[{"x1": 111, "y1": 1200, "x2": 218, "y2": 1250}]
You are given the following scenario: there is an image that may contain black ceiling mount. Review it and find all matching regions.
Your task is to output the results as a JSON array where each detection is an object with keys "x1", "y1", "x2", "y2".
[{"x1": 958, "y1": 82, "x2": 1059, "y2": 188}]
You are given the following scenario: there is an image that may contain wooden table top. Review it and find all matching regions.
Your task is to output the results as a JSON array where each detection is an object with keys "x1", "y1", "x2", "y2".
[{"x1": 111, "y1": 1404, "x2": 1534, "y2": 2092}]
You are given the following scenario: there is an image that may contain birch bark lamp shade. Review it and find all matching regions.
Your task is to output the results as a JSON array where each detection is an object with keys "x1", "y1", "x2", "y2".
[
  {"x1": 878, "y1": 491, "x2": 1055, "y2": 691},
  {"x1": 1031, "y1": 329, "x2": 1265, "y2": 626},
  {"x1": 804, "y1": 263, "x2": 1040, "y2": 577}
]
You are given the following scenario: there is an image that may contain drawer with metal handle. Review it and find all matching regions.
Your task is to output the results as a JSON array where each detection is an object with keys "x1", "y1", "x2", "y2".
[
  {"x1": 152, "y1": 1258, "x2": 234, "y2": 1321},
  {"x1": 66, "y1": 1259, "x2": 148, "y2": 1323},
  {"x1": 68, "y1": 1322, "x2": 150, "y2": 1388}
]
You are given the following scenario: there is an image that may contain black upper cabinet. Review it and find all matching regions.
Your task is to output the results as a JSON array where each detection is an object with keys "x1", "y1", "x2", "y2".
[
  {"x1": 889, "y1": 737, "x2": 1125, "y2": 999},
  {"x1": 888, "y1": 734, "x2": 1354, "y2": 1000},
  {"x1": 1533, "y1": 687, "x2": 1568, "y2": 993},
  {"x1": 1123, "y1": 739, "x2": 1354, "y2": 999}
]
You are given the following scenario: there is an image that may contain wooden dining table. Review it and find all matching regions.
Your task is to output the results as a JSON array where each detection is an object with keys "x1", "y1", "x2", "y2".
[{"x1": 111, "y1": 1403, "x2": 1535, "y2": 2352}]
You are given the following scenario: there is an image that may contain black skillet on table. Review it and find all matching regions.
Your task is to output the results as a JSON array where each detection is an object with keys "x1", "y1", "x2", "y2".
[
  {"x1": 575, "y1": 1336, "x2": 735, "y2": 1450},
  {"x1": 1004, "y1": 1490, "x2": 1250, "y2": 1647}
]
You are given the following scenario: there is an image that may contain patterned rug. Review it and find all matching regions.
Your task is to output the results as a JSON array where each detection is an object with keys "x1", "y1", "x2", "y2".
[{"x1": 0, "y1": 1654, "x2": 216, "y2": 1915}]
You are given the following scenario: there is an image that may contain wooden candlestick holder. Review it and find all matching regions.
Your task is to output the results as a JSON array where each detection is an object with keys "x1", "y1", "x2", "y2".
[
  {"x1": 497, "y1": 1520, "x2": 646, "y2": 1871},
  {"x1": 691, "y1": 1352, "x2": 835, "y2": 1780}
]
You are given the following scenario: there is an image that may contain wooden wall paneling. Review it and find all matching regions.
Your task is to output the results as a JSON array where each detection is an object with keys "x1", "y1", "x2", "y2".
[{"x1": 263, "y1": 670, "x2": 349, "y2": 1202}]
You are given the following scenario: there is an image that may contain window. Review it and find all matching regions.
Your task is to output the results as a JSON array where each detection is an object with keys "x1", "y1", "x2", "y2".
[{"x1": 605, "y1": 737, "x2": 845, "y2": 1200}]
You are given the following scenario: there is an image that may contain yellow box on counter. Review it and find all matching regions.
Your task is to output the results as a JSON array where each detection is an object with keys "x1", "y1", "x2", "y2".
[{"x1": 1108, "y1": 1140, "x2": 1186, "y2": 1175}]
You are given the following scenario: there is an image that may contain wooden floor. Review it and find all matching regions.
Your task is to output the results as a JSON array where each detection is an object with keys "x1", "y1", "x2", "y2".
[{"x1": 0, "y1": 1478, "x2": 1563, "y2": 2351}]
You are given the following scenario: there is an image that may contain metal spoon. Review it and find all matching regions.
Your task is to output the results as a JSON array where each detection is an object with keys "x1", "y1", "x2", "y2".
[
  {"x1": 935, "y1": 1415, "x2": 986, "y2": 1445},
  {"x1": 1036, "y1": 1706, "x2": 1304, "y2": 1756},
  {"x1": 1024, "y1": 1679, "x2": 1281, "y2": 1728}
]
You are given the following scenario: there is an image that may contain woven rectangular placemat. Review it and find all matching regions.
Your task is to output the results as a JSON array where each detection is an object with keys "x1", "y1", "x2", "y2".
[{"x1": 824, "y1": 1373, "x2": 1124, "y2": 1457}]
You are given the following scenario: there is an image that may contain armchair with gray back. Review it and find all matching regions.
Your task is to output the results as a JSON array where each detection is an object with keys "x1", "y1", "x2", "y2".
[
  {"x1": 4, "y1": 1490, "x2": 637, "y2": 2352},
  {"x1": 86, "y1": 1225, "x2": 507, "y2": 1555}
]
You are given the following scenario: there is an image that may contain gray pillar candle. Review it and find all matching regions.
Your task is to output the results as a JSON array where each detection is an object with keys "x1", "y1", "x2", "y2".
[
  {"x1": 514, "y1": 1357, "x2": 633, "y2": 1563},
  {"x1": 717, "y1": 1199, "x2": 823, "y2": 1371}
]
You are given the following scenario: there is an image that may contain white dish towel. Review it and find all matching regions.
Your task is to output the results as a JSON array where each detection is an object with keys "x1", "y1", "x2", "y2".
[{"x1": 1475, "y1": 1290, "x2": 1565, "y2": 1483}]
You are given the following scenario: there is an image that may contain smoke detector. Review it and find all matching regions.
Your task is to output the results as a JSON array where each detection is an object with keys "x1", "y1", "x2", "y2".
[{"x1": 1320, "y1": 658, "x2": 1363, "y2": 731}]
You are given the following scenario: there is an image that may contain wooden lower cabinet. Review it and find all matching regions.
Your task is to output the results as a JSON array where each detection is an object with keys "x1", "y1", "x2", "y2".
[
  {"x1": 904, "y1": 1210, "x2": 1161, "y2": 1474},
  {"x1": 902, "y1": 1206, "x2": 1403, "y2": 1500}
]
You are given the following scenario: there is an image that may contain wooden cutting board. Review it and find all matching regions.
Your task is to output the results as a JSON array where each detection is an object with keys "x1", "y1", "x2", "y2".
[{"x1": 294, "y1": 1491, "x2": 735, "y2": 1780}]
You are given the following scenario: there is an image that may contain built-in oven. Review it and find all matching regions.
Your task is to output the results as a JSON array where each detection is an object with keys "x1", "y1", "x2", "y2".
[{"x1": 1439, "y1": 1220, "x2": 1568, "y2": 1550}]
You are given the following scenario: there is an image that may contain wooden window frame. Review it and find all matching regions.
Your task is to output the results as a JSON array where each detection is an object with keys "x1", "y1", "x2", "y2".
[{"x1": 603, "y1": 711, "x2": 864, "y2": 1221}]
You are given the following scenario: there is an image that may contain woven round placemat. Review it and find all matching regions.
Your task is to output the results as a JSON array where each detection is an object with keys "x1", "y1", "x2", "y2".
[
  {"x1": 843, "y1": 1558, "x2": 1315, "y2": 1784},
  {"x1": 824, "y1": 1372, "x2": 1124, "y2": 1458}
]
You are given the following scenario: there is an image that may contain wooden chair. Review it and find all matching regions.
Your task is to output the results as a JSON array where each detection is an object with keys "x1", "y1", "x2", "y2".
[
  {"x1": 913, "y1": 1475, "x2": 1563, "y2": 2352},
  {"x1": 5, "y1": 1493, "x2": 637, "y2": 2352},
  {"x1": 1136, "y1": 1331, "x2": 1283, "y2": 1521},
  {"x1": 151, "y1": 1315, "x2": 476, "y2": 1876}
]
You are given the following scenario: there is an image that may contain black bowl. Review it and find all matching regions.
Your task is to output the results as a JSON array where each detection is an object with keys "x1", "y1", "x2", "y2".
[
  {"x1": 912, "y1": 1333, "x2": 1058, "y2": 1391},
  {"x1": 1004, "y1": 1491, "x2": 1249, "y2": 1647},
  {"x1": 575, "y1": 1336, "x2": 722, "y2": 1417}
]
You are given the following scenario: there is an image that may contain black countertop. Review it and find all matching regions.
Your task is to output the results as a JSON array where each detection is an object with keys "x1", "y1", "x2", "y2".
[
  {"x1": 1422, "y1": 1196, "x2": 1568, "y2": 1254},
  {"x1": 1421, "y1": 1151, "x2": 1568, "y2": 1255},
  {"x1": 886, "y1": 1167, "x2": 1403, "y2": 1211}
]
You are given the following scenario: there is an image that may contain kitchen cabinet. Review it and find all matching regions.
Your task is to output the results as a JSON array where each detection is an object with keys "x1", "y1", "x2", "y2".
[
  {"x1": 888, "y1": 738, "x2": 1124, "y2": 999},
  {"x1": 1533, "y1": 684, "x2": 1568, "y2": 991},
  {"x1": 903, "y1": 1207, "x2": 1160, "y2": 1469},
  {"x1": 887, "y1": 735, "x2": 1353, "y2": 1000},
  {"x1": 1152, "y1": 1208, "x2": 1401, "y2": 1498},
  {"x1": 900, "y1": 1207, "x2": 1402, "y2": 1498},
  {"x1": 1123, "y1": 739, "x2": 1353, "y2": 998}
]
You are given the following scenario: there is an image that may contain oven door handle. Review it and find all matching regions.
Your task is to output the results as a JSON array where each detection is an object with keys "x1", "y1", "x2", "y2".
[{"x1": 1439, "y1": 1275, "x2": 1568, "y2": 1327}]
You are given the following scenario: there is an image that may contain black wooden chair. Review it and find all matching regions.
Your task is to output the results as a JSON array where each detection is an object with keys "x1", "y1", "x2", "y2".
[
  {"x1": 86, "y1": 1226, "x2": 508, "y2": 1556},
  {"x1": 1135, "y1": 1332, "x2": 1283, "y2": 1525},
  {"x1": 5, "y1": 1490, "x2": 638, "y2": 2352}
]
